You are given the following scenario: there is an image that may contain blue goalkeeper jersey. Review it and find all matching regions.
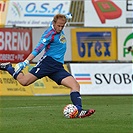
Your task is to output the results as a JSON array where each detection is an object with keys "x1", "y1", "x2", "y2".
[{"x1": 31, "y1": 24, "x2": 67, "y2": 64}]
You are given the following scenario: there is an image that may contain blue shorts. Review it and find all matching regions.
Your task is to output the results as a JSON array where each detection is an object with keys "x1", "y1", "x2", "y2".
[{"x1": 29, "y1": 56, "x2": 72, "y2": 85}]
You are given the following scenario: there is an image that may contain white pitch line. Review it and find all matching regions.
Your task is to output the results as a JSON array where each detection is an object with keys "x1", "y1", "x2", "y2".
[{"x1": 0, "y1": 105, "x2": 62, "y2": 110}]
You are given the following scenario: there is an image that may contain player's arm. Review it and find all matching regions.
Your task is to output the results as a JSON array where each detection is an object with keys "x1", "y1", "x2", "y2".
[
  {"x1": 23, "y1": 53, "x2": 35, "y2": 65},
  {"x1": 14, "y1": 53, "x2": 35, "y2": 73},
  {"x1": 25, "y1": 53, "x2": 35, "y2": 62},
  {"x1": 14, "y1": 31, "x2": 52, "y2": 73}
]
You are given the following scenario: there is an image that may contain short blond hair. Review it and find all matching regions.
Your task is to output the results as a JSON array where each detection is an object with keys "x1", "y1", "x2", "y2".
[{"x1": 53, "y1": 14, "x2": 67, "y2": 23}]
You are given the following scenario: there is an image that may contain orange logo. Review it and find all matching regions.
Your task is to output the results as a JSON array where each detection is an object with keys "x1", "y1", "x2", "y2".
[
  {"x1": 0, "y1": 1, "x2": 6, "y2": 12},
  {"x1": 0, "y1": 0, "x2": 8, "y2": 26},
  {"x1": 92, "y1": 0, "x2": 122, "y2": 23}
]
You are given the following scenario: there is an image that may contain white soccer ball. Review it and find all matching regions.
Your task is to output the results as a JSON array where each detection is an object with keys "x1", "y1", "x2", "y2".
[{"x1": 63, "y1": 104, "x2": 78, "y2": 118}]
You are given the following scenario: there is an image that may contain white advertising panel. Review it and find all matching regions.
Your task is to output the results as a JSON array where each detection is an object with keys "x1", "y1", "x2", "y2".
[
  {"x1": 85, "y1": 0, "x2": 133, "y2": 27},
  {"x1": 70, "y1": 63, "x2": 132, "y2": 95},
  {"x1": 5, "y1": 0, "x2": 71, "y2": 27},
  {"x1": 118, "y1": 28, "x2": 133, "y2": 61}
]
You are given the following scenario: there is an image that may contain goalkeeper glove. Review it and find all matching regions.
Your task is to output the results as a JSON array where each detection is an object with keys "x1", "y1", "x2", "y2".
[
  {"x1": 15, "y1": 59, "x2": 29, "y2": 74},
  {"x1": 65, "y1": 12, "x2": 72, "y2": 20},
  {"x1": 127, "y1": 46, "x2": 132, "y2": 52}
]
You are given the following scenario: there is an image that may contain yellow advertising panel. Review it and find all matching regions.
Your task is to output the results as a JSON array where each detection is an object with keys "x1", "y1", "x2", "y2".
[
  {"x1": 0, "y1": 64, "x2": 70, "y2": 96},
  {"x1": 27, "y1": 64, "x2": 70, "y2": 96},
  {"x1": 71, "y1": 28, "x2": 117, "y2": 61},
  {"x1": 0, "y1": 0, "x2": 9, "y2": 27},
  {"x1": 0, "y1": 70, "x2": 33, "y2": 96}
]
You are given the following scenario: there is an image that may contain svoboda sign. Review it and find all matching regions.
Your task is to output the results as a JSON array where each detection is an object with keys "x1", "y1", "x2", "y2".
[
  {"x1": 70, "y1": 63, "x2": 132, "y2": 95},
  {"x1": 95, "y1": 73, "x2": 133, "y2": 85}
]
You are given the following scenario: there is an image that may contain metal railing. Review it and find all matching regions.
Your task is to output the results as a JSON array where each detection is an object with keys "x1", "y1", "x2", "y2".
[{"x1": 68, "y1": 0, "x2": 84, "y2": 26}]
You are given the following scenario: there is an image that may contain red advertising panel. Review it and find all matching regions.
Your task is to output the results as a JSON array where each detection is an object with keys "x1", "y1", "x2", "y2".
[{"x1": 0, "y1": 28, "x2": 32, "y2": 63}]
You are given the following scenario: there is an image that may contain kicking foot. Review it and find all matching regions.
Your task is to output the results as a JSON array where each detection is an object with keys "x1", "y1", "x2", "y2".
[
  {"x1": 0, "y1": 62, "x2": 12, "y2": 71},
  {"x1": 77, "y1": 109, "x2": 95, "y2": 118}
]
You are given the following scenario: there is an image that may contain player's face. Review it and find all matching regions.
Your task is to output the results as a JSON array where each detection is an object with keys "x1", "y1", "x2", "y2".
[{"x1": 53, "y1": 18, "x2": 66, "y2": 33}]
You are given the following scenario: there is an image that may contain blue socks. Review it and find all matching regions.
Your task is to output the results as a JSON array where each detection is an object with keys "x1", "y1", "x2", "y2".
[
  {"x1": 7, "y1": 65, "x2": 19, "y2": 79},
  {"x1": 70, "y1": 91, "x2": 82, "y2": 111}
]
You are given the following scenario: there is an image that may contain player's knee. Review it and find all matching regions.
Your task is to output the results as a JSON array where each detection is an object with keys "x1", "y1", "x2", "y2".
[
  {"x1": 17, "y1": 78, "x2": 29, "y2": 86},
  {"x1": 76, "y1": 82, "x2": 80, "y2": 89},
  {"x1": 72, "y1": 82, "x2": 80, "y2": 92},
  {"x1": 19, "y1": 81, "x2": 29, "y2": 86}
]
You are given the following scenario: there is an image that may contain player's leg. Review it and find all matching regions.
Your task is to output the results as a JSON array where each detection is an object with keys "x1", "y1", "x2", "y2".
[
  {"x1": 0, "y1": 62, "x2": 18, "y2": 78},
  {"x1": 61, "y1": 76, "x2": 82, "y2": 111},
  {"x1": 0, "y1": 62, "x2": 11, "y2": 71},
  {"x1": 49, "y1": 66, "x2": 95, "y2": 118},
  {"x1": 61, "y1": 76, "x2": 95, "y2": 118},
  {"x1": 16, "y1": 72, "x2": 38, "y2": 86},
  {"x1": 0, "y1": 62, "x2": 38, "y2": 86}
]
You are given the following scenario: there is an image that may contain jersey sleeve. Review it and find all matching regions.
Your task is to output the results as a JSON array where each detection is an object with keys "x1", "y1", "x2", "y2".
[{"x1": 31, "y1": 28, "x2": 54, "y2": 57}]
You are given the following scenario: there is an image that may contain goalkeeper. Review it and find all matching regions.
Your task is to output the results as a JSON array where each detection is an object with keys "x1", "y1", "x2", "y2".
[{"x1": 0, "y1": 13, "x2": 95, "y2": 118}]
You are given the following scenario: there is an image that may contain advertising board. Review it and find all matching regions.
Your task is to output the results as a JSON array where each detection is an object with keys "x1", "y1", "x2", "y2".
[
  {"x1": 85, "y1": 0, "x2": 133, "y2": 27},
  {"x1": 70, "y1": 63, "x2": 132, "y2": 95},
  {"x1": 118, "y1": 28, "x2": 133, "y2": 61},
  {"x1": 71, "y1": 28, "x2": 117, "y2": 61},
  {"x1": 0, "y1": 28, "x2": 32, "y2": 63},
  {"x1": 5, "y1": 0, "x2": 71, "y2": 27},
  {"x1": 0, "y1": 64, "x2": 70, "y2": 96}
]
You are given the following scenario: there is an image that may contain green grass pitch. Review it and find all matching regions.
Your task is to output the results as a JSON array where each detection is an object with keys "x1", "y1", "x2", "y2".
[{"x1": 0, "y1": 95, "x2": 132, "y2": 133}]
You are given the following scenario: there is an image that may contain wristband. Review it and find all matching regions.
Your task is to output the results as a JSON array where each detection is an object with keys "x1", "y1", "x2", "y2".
[{"x1": 24, "y1": 59, "x2": 29, "y2": 65}]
